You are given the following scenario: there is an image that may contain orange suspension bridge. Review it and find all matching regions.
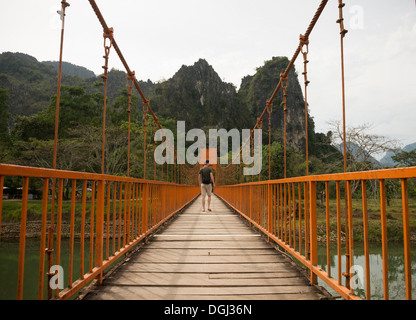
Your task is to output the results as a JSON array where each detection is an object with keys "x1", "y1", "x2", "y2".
[{"x1": 0, "y1": 0, "x2": 415, "y2": 301}]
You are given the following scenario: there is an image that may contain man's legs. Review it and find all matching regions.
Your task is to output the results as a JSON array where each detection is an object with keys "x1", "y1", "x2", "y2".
[
  {"x1": 207, "y1": 184, "x2": 212, "y2": 211},
  {"x1": 201, "y1": 184, "x2": 207, "y2": 212},
  {"x1": 207, "y1": 195, "x2": 211, "y2": 211},
  {"x1": 201, "y1": 195, "x2": 206, "y2": 212}
]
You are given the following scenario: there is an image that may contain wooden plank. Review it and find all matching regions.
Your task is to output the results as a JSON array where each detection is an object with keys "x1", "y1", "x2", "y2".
[
  {"x1": 127, "y1": 248, "x2": 277, "y2": 256},
  {"x1": 145, "y1": 240, "x2": 272, "y2": 249},
  {"x1": 150, "y1": 235, "x2": 262, "y2": 241},
  {"x1": 83, "y1": 195, "x2": 329, "y2": 300},
  {"x1": 104, "y1": 273, "x2": 311, "y2": 287},
  {"x1": 161, "y1": 228, "x2": 252, "y2": 234},
  {"x1": 85, "y1": 291, "x2": 323, "y2": 300},
  {"x1": 107, "y1": 262, "x2": 297, "y2": 274},
  {"x1": 85, "y1": 285, "x2": 325, "y2": 300},
  {"x1": 129, "y1": 253, "x2": 287, "y2": 264},
  {"x1": 208, "y1": 272, "x2": 300, "y2": 279}
]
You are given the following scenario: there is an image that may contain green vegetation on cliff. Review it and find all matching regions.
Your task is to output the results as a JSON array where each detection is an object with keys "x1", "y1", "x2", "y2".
[{"x1": 0, "y1": 52, "x2": 385, "y2": 180}]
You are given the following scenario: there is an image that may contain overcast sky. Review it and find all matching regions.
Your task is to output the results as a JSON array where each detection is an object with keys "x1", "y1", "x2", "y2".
[{"x1": 1, "y1": 0, "x2": 415, "y2": 156}]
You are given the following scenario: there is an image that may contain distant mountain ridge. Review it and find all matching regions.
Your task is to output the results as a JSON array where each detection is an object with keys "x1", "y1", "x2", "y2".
[
  {"x1": 0, "y1": 52, "x2": 66, "y2": 115},
  {"x1": 0, "y1": 52, "x2": 154, "y2": 116},
  {"x1": 1, "y1": 51, "x2": 312, "y2": 151},
  {"x1": 42, "y1": 60, "x2": 96, "y2": 79},
  {"x1": 336, "y1": 142, "x2": 379, "y2": 164},
  {"x1": 380, "y1": 142, "x2": 416, "y2": 167}
]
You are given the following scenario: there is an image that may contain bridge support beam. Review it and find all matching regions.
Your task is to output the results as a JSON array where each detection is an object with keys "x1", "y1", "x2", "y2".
[
  {"x1": 141, "y1": 183, "x2": 149, "y2": 242},
  {"x1": 95, "y1": 180, "x2": 105, "y2": 285},
  {"x1": 309, "y1": 181, "x2": 317, "y2": 285},
  {"x1": 267, "y1": 184, "x2": 273, "y2": 242}
]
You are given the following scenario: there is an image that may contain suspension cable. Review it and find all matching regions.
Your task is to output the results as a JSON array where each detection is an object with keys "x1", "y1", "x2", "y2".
[
  {"x1": 263, "y1": 0, "x2": 328, "y2": 123},
  {"x1": 257, "y1": 118, "x2": 263, "y2": 181},
  {"x1": 154, "y1": 120, "x2": 158, "y2": 181},
  {"x1": 223, "y1": 0, "x2": 329, "y2": 176},
  {"x1": 88, "y1": 0, "x2": 329, "y2": 182},
  {"x1": 300, "y1": 34, "x2": 310, "y2": 176},
  {"x1": 143, "y1": 101, "x2": 148, "y2": 179},
  {"x1": 337, "y1": 0, "x2": 351, "y2": 292},
  {"x1": 281, "y1": 74, "x2": 288, "y2": 179},
  {"x1": 53, "y1": 0, "x2": 70, "y2": 171},
  {"x1": 49, "y1": 0, "x2": 70, "y2": 301},
  {"x1": 88, "y1": 0, "x2": 196, "y2": 177},
  {"x1": 267, "y1": 100, "x2": 273, "y2": 180},
  {"x1": 101, "y1": 27, "x2": 113, "y2": 175},
  {"x1": 251, "y1": 130, "x2": 254, "y2": 183},
  {"x1": 127, "y1": 71, "x2": 135, "y2": 177},
  {"x1": 337, "y1": 0, "x2": 348, "y2": 173}
]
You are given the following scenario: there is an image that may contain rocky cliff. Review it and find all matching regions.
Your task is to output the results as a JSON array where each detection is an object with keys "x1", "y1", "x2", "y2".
[
  {"x1": 150, "y1": 57, "x2": 308, "y2": 150},
  {"x1": 150, "y1": 59, "x2": 249, "y2": 130},
  {"x1": 1, "y1": 52, "x2": 309, "y2": 150},
  {"x1": 238, "y1": 56, "x2": 307, "y2": 149}
]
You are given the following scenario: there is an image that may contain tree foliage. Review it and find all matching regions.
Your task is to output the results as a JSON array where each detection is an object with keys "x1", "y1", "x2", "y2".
[
  {"x1": 2, "y1": 52, "x2": 415, "y2": 197},
  {"x1": 0, "y1": 88, "x2": 11, "y2": 161},
  {"x1": 392, "y1": 150, "x2": 416, "y2": 167}
]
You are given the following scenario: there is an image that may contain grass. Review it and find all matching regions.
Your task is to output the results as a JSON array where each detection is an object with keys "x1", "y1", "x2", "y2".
[{"x1": 1, "y1": 200, "x2": 91, "y2": 223}]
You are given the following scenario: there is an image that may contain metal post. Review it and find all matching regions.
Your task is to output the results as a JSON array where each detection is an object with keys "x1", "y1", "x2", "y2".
[
  {"x1": 337, "y1": 0, "x2": 348, "y2": 173},
  {"x1": 95, "y1": 180, "x2": 105, "y2": 285},
  {"x1": 53, "y1": 0, "x2": 70, "y2": 171},
  {"x1": 17, "y1": 177, "x2": 29, "y2": 300},
  {"x1": 268, "y1": 183, "x2": 273, "y2": 241},
  {"x1": 141, "y1": 183, "x2": 149, "y2": 241},
  {"x1": 309, "y1": 181, "x2": 317, "y2": 285},
  {"x1": 48, "y1": 1, "x2": 69, "y2": 300}
]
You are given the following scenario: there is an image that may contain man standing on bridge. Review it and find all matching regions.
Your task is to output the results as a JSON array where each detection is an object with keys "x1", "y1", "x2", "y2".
[{"x1": 198, "y1": 160, "x2": 215, "y2": 212}]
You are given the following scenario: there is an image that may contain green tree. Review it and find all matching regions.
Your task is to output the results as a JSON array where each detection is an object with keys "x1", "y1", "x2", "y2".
[
  {"x1": 0, "y1": 88, "x2": 11, "y2": 161},
  {"x1": 11, "y1": 85, "x2": 103, "y2": 142},
  {"x1": 0, "y1": 88, "x2": 10, "y2": 136},
  {"x1": 392, "y1": 150, "x2": 416, "y2": 167},
  {"x1": 392, "y1": 150, "x2": 416, "y2": 198},
  {"x1": 108, "y1": 88, "x2": 140, "y2": 127},
  {"x1": 259, "y1": 141, "x2": 303, "y2": 180}
]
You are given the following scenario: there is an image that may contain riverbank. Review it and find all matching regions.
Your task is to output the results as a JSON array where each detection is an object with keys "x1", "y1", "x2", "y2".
[
  {"x1": 1, "y1": 220, "x2": 416, "y2": 243},
  {"x1": 0, "y1": 221, "x2": 95, "y2": 239},
  {"x1": 1, "y1": 198, "x2": 415, "y2": 242}
]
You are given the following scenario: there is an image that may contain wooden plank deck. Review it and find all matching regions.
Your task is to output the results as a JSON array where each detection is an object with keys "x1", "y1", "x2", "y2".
[{"x1": 82, "y1": 195, "x2": 330, "y2": 300}]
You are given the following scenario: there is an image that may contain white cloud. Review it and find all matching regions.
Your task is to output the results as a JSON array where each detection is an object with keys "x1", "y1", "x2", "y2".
[{"x1": 296, "y1": 1, "x2": 416, "y2": 148}]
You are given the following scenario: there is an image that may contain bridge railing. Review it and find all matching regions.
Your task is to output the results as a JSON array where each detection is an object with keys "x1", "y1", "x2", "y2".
[
  {"x1": 215, "y1": 167, "x2": 416, "y2": 300},
  {"x1": 0, "y1": 163, "x2": 199, "y2": 300}
]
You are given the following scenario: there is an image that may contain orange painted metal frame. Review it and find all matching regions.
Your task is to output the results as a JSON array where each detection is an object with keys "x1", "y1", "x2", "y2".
[
  {"x1": 216, "y1": 166, "x2": 416, "y2": 300},
  {"x1": 0, "y1": 164, "x2": 199, "y2": 300}
]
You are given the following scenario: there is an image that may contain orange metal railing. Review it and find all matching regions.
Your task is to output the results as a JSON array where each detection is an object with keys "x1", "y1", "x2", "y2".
[
  {"x1": 0, "y1": 164, "x2": 199, "y2": 300},
  {"x1": 215, "y1": 167, "x2": 416, "y2": 300}
]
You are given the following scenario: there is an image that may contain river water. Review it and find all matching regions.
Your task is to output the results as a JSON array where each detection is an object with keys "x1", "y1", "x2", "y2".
[
  {"x1": 0, "y1": 238, "x2": 415, "y2": 300},
  {"x1": 0, "y1": 238, "x2": 123, "y2": 300},
  {"x1": 316, "y1": 242, "x2": 416, "y2": 300}
]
